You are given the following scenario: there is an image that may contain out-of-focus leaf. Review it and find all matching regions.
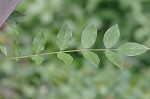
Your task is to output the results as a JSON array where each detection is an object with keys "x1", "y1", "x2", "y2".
[
  {"x1": 8, "y1": 23, "x2": 19, "y2": 35},
  {"x1": 81, "y1": 23, "x2": 97, "y2": 48},
  {"x1": 57, "y1": 52, "x2": 73, "y2": 65},
  {"x1": 31, "y1": 55, "x2": 44, "y2": 65},
  {"x1": 0, "y1": 44, "x2": 7, "y2": 56},
  {"x1": 105, "y1": 50, "x2": 123, "y2": 69},
  {"x1": 103, "y1": 24, "x2": 120, "y2": 48},
  {"x1": 6, "y1": 10, "x2": 25, "y2": 24},
  {"x1": 8, "y1": 11, "x2": 24, "y2": 20},
  {"x1": 82, "y1": 50, "x2": 100, "y2": 68},
  {"x1": 118, "y1": 42, "x2": 149, "y2": 56},
  {"x1": 12, "y1": 40, "x2": 20, "y2": 58},
  {"x1": 32, "y1": 32, "x2": 46, "y2": 54},
  {"x1": 57, "y1": 23, "x2": 72, "y2": 50}
]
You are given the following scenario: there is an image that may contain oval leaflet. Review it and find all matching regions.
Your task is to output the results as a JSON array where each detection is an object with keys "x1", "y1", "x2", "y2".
[{"x1": 118, "y1": 42, "x2": 149, "y2": 56}]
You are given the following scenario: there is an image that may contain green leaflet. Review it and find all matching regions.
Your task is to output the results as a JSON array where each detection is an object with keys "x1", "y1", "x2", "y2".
[
  {"x1": 57, "y1": 23, "x2": 72, "y2": 50},
  {"x1": 81, "y1": 23, "x2": 97, "y2": 48},
  {"x1": 105, "y1": 50, "x2": 123, "y2": 69},
  {"x1": 7, "y1": 11, "x2": 24, "y2": 20},
  {"x1": 103, "y1": 24, "x2": 120, "y2": 48},
  {"x1": 7, "y1": 10, "x2": 25, "y2": 24},
  {"x1": 12, "y1": 40, "x2": 20, "y2": 56},
  {"x1": 32, "y1": 32, "x2": 46, "y2": 54},
  {"x1": 57, "y1": 52, "x2": 73, "y2": 65},
  {"x1": 118, "y1": 42, "x2": 149, "y2": 56},
  {"x1": 6, "y1": 11, "x2": 24, "y2": 35},
  {"x1": 82, "y1": 50, "x2": 100, "y2": 68},
  {"x1": 8, "y1": 23, "x2": 19, "y2": 35},
  {"x1": 0, "y1": 44, "x2": 7, "y2": 56},
  {"x1": 31, "y1": 55, "x2": 44, "y2": 65}
]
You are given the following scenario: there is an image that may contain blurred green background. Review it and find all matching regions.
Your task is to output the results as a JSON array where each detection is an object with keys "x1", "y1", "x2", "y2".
[{"x1": 0, "y1": 0, "x2": 150, "y2": 99}]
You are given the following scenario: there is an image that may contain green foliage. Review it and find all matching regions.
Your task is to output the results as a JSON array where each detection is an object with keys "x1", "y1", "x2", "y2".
[
  {"x1": 118, "y1": 42, "x2": 149, "y2": 56},
  {"x1": 0, "y1": 44, "x2": 7, "y2": 56},
  {"x1": 32, "y1": 32, "x2": 46, "y2": 65},
  {"x1": 57, "y1": 23, "x2": 72, "y2": 50},
  {"x1": 105, "y1": 50, "x2": 123, "y2": 69},
  {"x1": 82, "y1": 50, "x2": 100, "y2": 68},
  {"x1": 31, "y1": 55, "x2": 44, "y2": 65},
  {"x1": 11, "y1": 40, "x2": 20, "y2": 61},
  {"x1": 0, "y1": 0, "x2": 149, "y2": 68},
  {"x1": 8, "y1": 23, "x2": 19, "y2": 35},
  {"x1": 80, "y1": 24, "x2": 99, "y2": 67},
  {"x1": 6, "y1": 10, "x2": 25, "y2": 35},
  {"x1": 81, "y1": 23, "x2": 97, "y2": 48},
  {"x1": 6, "y1": 10, "x2": 25, "y2": 24},
  {"x1": 1, "y1": 22, "x2": 150, "y2": 68},
  {"x1": 12, "y1": 40, "x2": 20, "y2": 57},
  {"x1": 103, "y1": 25, "x2": 123, "y2": 68},
  {"x1": 32, "y1": 32, "x2": 46, "y2": 54},
  {"x1": 103, "y1": 25, "x2": 120, "y2": 48},
  {"x1": 56, "y1": 23, "x2": 73, "y2": 65},
  {"x1": 57, "y1": 52, "x2": 73, "y2": 65},
  {"x1": 1, "y1": 1, "x2": 150, "y2": 99}
]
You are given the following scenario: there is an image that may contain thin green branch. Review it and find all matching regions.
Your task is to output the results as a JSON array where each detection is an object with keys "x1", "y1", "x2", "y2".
[{"x1": 0, "y1": 48, "x2": 116, "y2": 61}]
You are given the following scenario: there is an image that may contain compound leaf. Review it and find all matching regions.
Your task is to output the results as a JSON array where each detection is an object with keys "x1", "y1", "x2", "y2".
[
  {"x1": 118, "y1": 42, "x2": 149, "y2": 56},
  {"x1": 103, "y1": 24, "x2": 120, "y2": 48},
  {"x1": 57, "y1": 23, "x2": 72, "y2": 50},
  {"x1": 81, "y1": 23, "x2": 97, "y2": 48},
  {"x1": 82, "y1": 50, "x2": 100, "y2": 68}
]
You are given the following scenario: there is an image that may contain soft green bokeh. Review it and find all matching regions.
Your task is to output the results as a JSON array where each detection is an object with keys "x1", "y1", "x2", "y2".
[{"x1": 0, "y1": 0, "x2": 150, "y2": 99}]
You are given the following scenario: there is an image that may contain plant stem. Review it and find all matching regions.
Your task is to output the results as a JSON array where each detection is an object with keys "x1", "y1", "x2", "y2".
[{"x1": 0, "y1": 48, "x2": 116, "y2": 61}]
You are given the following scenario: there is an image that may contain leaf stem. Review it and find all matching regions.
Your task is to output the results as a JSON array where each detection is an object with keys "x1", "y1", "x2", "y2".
[{"x1": 0, "y1": 48, "x2": 117, "y2": 61}]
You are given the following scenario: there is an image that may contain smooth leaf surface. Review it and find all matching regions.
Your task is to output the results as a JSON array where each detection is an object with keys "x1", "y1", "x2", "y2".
[
  {"x1": 31, "y1": 55, "x2": 44, "y2": 65},
  {"x1": 82, "y1": 50, "x2": 100, "y2": 68},
  {"x1": 105, "y1": 50, "x2": 123, "y2": 69},
  {"x1": 57, "y1": 23, "x2": 72, "y2": 50},
  {"x1": 103, "y1": 24, "x2": 120, "y2": 48},
  {"x1": 81, "y1": 23, "x2": 97, "y2": 48},
  {"x1": 0, "y1": 44, "x2": 7, "y2": 56},
  {"x1": 32, "y1": 32, "x2": 46, "y2": 54},
  {"x1": 57, "y1": 52, "x2": 73, "y2": 65},
  {"x1": 118, "y1": 42, "x2": 149, "y2": 56},
  {"x1": 12, "y1": 40, "x2": 20, "y2": 56}
]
